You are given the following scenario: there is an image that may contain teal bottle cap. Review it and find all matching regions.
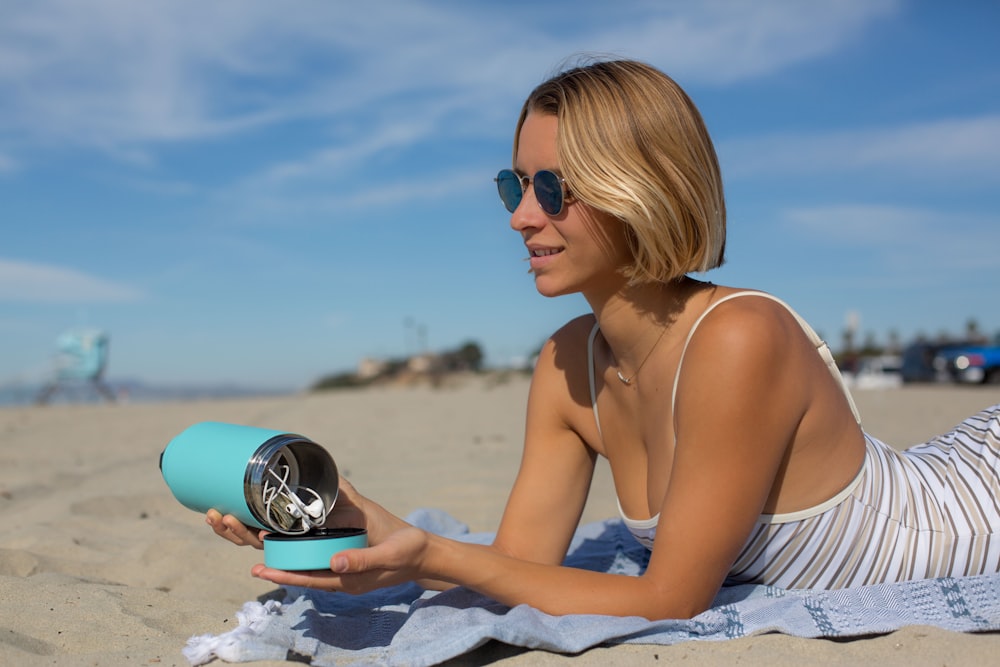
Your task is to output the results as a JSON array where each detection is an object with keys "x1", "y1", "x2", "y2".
[{"x1": 263, "y1": 528, "x2": 368, "y2": 570}]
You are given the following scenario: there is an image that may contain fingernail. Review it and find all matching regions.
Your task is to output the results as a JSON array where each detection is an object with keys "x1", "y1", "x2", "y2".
[{"x1": 332, "y1": 556, "x2": 348, "y2": 572}]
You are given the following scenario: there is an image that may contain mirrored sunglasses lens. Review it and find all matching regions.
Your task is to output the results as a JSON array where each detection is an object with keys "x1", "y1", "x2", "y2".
[
  {"x1": 496, "y1": 170, "x2": 522, "y2": 213},
  {"x1": 533, "y1": 171, "x2": 563, "y2": 215}
]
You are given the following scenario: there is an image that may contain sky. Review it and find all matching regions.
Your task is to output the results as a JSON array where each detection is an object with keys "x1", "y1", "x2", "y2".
[{"x1": 1, "y1": 0, "x2": 998, "y2": 392}]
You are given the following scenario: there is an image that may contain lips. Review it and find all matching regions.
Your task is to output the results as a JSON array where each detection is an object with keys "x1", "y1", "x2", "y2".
[
  {"x1": 531, "y1": 247, "x2": 563, "y2": 257},
  {"x1": 526, "y1": 245, "x2": 563, "y2": 272}
]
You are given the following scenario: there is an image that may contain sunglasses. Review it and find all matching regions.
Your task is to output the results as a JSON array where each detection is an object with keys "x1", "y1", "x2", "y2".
[{"x1": 495, "y1": 169, "x2": 570, "y2": 216}]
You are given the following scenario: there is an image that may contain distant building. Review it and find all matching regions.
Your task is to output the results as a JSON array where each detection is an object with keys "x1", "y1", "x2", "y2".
[
  {"x1": 407, "y1": 354, "x2": 434, "y2": 373},
  {"x1": 357, "y1": 357, "x2": 388, "y2": 380}
]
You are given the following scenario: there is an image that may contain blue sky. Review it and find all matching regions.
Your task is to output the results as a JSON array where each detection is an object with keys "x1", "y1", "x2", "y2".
[{"x1": 1, "y1": 0, "x2": 998, "y2": 391}]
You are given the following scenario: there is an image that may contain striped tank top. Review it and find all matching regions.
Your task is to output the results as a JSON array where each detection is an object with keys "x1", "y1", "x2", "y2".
[{"x1": 587, "y1": 291, "x2": 1000, "y2": 589}]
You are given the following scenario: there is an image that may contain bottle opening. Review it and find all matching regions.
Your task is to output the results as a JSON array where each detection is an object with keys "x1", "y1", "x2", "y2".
[{"x1": 245, "y1": 435, "x2": 339, "y2": 534}]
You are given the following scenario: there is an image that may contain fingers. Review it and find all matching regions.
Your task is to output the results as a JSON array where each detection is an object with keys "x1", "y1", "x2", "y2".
[
  {"x1": 338, "y1": 477, "x2": 358, "y2": 495},
  {"x1": 250, "y1": 563, "x2": 339, "y2": 588},
  {"x1": 206, "y1": 510, "x2": 265, "y2": 549},
  {"x1": 250, "y1": 563, "x2": 342, "y2": 591},
  {"x1": 249, "y1": 554, "x2": 391, "y2": 595},
  {"x1": 331, "y1": 553, "x2": 350, "y2": 573}
]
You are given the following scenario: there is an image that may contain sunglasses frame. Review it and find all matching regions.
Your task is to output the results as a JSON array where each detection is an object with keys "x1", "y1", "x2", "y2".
[{"x1": 495, "y1": 169, "x2": 570, "y2": 216}]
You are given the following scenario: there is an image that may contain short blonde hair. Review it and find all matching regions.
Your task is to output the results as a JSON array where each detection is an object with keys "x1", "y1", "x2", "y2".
[{"x1": 514, "y1": 59, "x2": 726, "y2": 283}]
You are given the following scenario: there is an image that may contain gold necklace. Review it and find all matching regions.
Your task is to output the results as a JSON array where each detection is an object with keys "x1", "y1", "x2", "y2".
[{"x1": 616, "y1": 324, "x2": 669, "y2": 385}]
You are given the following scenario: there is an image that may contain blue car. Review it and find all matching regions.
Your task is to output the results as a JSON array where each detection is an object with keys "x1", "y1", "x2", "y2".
[{"x1": 936, "y1": 343, "x2": 1000, "y2": 385}]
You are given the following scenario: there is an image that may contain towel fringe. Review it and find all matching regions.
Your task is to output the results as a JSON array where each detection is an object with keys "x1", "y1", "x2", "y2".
[{"x1": 182, "y1": 600, "x2": 282, "y2": 666}]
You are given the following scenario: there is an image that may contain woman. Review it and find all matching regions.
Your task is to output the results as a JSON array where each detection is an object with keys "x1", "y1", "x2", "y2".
[{"x1": 208, "y1": 59, "x2": 1000, "y2": 620}]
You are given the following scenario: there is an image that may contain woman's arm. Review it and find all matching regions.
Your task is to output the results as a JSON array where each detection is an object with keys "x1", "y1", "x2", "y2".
[
  {"x1": 490, "y1": 324, "x2": 599, "y2": 564},
  {"x1": 250, "y1": 321, "x2": 608, "y2": 596},
  {"x1": 250, "y1": 303, "x2": 830, "y2": 619},
  {"x1": 248, "y1": 321, "x2": 658, "y2": 611},
  {"x1": 239, "y1": 319, "x2": 598, "y2": 580}
]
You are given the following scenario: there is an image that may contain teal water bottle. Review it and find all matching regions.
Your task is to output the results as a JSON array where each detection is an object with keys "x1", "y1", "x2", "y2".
[{"x1": 160, "y1": 421, "x2": 367, "y2": 569}]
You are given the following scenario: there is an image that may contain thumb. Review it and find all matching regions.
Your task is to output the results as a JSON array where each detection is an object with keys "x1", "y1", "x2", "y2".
[{"x1": 331, "y1": 548, "x2": 367, "y2": 574}]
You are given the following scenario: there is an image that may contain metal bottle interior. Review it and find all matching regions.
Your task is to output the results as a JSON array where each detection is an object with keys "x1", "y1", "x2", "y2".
[{"x1": 244, "y1": 434, "x2": 339, "y2": 534}]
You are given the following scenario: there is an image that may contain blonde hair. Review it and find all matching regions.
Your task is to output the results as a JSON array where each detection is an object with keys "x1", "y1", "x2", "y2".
[{"x1": 514, "y1": 59, "x2": 726, "y2": 283}]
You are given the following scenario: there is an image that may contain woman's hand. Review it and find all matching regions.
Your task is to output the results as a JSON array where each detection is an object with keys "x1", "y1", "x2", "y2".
[
  {"x1": 250, "y1": 525, "x2": 431, "y2": 593},
  {"x1": 205, "y1": 478, "x2": 407, "y2": 553},
  {"x1": 205, "y1": 509, "x2": 266, "y2": 549}
]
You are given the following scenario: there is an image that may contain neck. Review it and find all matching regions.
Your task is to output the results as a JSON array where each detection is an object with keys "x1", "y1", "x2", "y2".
[{"x1": 587, "y1": 276, "x2": 708, "y2": 373}]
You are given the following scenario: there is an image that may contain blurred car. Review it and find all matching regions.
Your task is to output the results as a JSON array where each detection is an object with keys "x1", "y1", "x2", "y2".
[
  {"x1": 935, "y1": 344, "x2": 1000, "y2": 385},
  {"x1": 900, "y1": 342, "x2": 952, "y2": 383},
  {"x1": 843, "y1": 354, "x2": 903, "y2": 390}
]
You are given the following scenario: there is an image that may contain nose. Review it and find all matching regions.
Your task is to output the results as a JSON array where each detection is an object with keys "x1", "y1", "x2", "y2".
[{"x1": 508, "y1": 185, "x2": 546, "y2": 233}]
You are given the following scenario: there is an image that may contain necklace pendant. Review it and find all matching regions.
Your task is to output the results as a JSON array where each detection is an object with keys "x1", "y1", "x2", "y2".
[{"x1": 611, "y1": 320, "x2": 669, "y2": 387}]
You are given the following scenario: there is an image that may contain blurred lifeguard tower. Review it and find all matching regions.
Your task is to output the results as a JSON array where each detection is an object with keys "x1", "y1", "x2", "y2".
[{"x1": 36, "y1": 329, "x2": 116, "y2": 404}]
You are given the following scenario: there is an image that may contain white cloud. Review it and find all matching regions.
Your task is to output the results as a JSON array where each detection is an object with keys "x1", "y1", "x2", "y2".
[
  {"x1": 256, "y1": 117, "x2": 439, "y2": 187},
  {"x1": 722, "y1": 115, "x2": 1000, "y2": 182},
  {"x1": 0, "y1": 259, "x2": 144, "y2": 303},
  {"x1": 851, "y1": 116, "x2": 1000, "y2": 169},
  {"x1": 592, "y1": 0, "x2": 900, "y2": 84},
  {"x1": 185, "y1": 0, "x2": 902, "y2": 222},
  {"x1": 784, "y1": 204, "x2": 936, "y2": 243},
  {"x1": 0, "y1": 0, "x2": 901, "y2": 159},
  {"x1": 0, "y1": 152, "x2": 17, "y2": 173},
  {"x1": 782, "y1": 204, "x2": 1000, "y2": 272}
]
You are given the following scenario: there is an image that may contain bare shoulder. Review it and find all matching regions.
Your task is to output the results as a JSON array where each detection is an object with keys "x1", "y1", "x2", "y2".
[
  {"x1": 677, "y1": 291, "x2": 812, "y2": 405},
  {"x1": 686, "y1": 291, "x2": 802, "y2": 357}
]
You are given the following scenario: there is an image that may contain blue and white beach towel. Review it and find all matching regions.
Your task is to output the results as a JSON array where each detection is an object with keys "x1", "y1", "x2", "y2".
[{"x1": 184, "y1": 509, "x2": 1000, "y2": 666}]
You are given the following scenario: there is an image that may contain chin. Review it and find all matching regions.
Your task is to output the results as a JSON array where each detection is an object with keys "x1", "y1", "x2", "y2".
[{"x1": 532, "y1": 275, "x2": 576, "y2": 299}]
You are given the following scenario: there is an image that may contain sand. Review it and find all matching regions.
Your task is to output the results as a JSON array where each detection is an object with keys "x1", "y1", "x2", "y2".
[{"x1": 1, "y1": 376, "x2": 999, "y2": 666}]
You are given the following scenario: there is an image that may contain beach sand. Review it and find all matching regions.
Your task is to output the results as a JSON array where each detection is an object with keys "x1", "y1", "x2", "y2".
[{"x1": 1, "y1": 376, "x2": 999, "y2": 666}]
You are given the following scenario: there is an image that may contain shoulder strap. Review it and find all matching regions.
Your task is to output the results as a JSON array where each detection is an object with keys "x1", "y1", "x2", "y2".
[
  {"x1": 587, "y1": 322, "x2": 603, "y2": 441},
  {"x1": 671, "y1": 291, "x2": 861, "y2": 425}
]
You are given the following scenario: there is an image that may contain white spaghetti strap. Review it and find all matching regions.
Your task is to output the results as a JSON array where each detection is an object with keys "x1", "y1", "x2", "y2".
[
  {"x1": 670, "y1": 291, "x2": 861, "y2": 425},
  {"x1": 587, "y1": 321, "x2": 604, "y2": 441}
]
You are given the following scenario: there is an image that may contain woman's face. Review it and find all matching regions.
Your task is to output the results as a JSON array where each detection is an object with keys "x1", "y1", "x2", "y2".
[{"x1": 510, "y1": 112, "x2": 630, "y2": 299}]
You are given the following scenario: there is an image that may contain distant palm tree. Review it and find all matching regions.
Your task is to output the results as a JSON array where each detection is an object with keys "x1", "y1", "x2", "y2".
[{"x1": 966, "y1": 319, "x2": 985, "y2": 344}]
